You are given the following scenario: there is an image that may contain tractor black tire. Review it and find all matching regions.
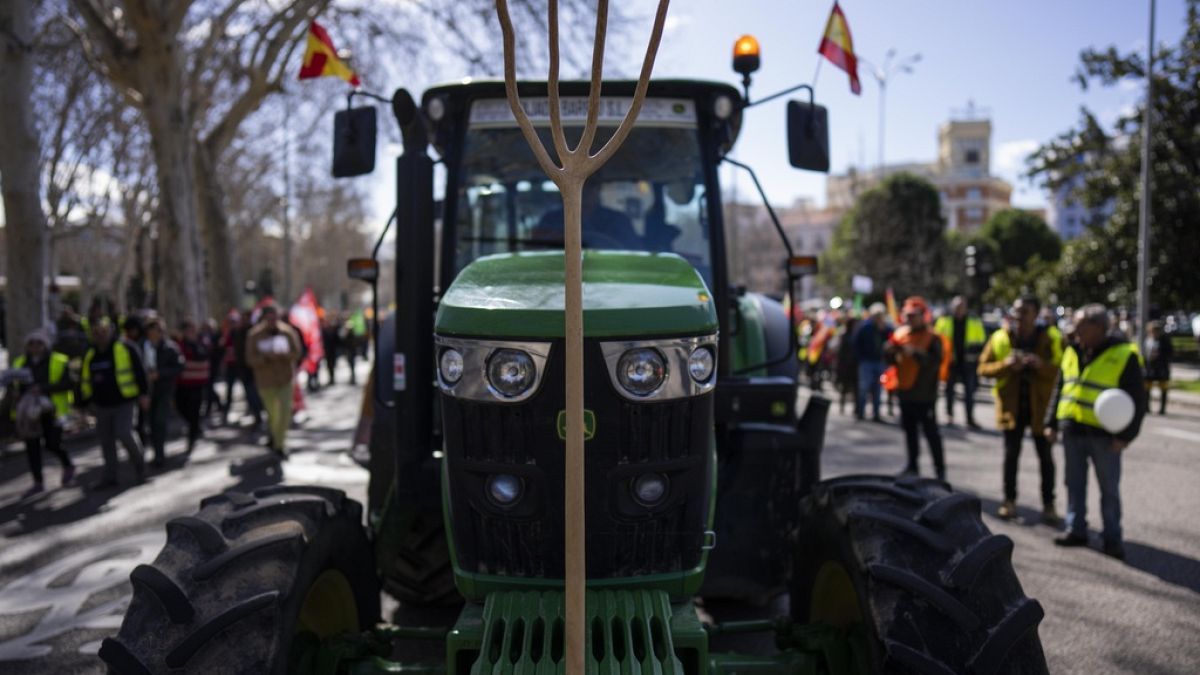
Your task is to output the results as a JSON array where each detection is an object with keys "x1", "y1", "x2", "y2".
[
  {"x1": 99, "y1": 485, "x2": 380, "y2": 675},
  {"x1": 792, "y1": 475, "x2": 1049, "y2": 675},
  {"x1": 377, "y1": 501, "x2": 461, "y2": 607}
]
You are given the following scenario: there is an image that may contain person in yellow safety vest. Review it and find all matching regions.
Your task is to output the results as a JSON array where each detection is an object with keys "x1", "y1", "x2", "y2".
[
  {"x1": 1037, "y1": 307, "x2": 1065, "y2": 367},
  {"x1": 933, "y1": 295, "x2": 986, "y2": 428},
  {"x1": 977, "y1": 296, "x2": 1060, "y2": 523},
  {"x1": 1044, "y1": 303, "x2": 1146, "y2": 560},
  {"x1": 9, "y1": 330, "x2": 77, "y2": 497},
  {"x1": 82, "y1": 318, "x2": 150, "y2": 489}
]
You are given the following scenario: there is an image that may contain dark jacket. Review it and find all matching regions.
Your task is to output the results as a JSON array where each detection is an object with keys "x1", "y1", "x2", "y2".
[
  {"x1": 85, "y1": 339, "x2": 149, "y2": 407},
  {"x1": 886, "y1": 327, "x2": 943, "y2": 404},
  {"x1": 146, "y1": 339, "x2": 184, "y2": 398},
  {"x1": 1144, "y1": 335, "x2": 1173, "y2": 382},
  {"x1": 1046, "y1": 335, "x2": 1147, "y2": 443},
  {"x1": 852, "y1": 320, "x2": 890, "y2": 363}
]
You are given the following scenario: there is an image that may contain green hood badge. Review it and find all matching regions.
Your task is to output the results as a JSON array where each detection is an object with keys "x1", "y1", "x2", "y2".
[{"x1": 556, "y1": 410, "x2": 596, "y2": 441}]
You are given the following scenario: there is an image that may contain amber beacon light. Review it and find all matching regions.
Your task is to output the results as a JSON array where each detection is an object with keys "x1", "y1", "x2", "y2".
[{"x1": 733, "y1": 34, "x2": 761, "y2": 76}]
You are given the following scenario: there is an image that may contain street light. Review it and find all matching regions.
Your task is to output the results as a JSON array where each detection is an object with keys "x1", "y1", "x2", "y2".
[{"x1": 859, "y1": 49, "x2": 921, "y2": 174}]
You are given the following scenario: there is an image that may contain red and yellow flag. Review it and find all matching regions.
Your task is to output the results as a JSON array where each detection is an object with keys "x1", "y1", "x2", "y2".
[
  {"x1": 298, "y1": 21, "x2": 361, "y2": 87},
  {"x1": 817, "y1": 2, "x2": 861, "y2": 95}
]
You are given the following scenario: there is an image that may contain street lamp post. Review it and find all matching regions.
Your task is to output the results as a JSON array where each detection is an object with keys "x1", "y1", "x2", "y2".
[
  {"x1": 1137, "y1": 0, "x2": 1156, "y2": 348},
  {"x1": 860, "y1": 49, "x2": 921, "y2": 174}
]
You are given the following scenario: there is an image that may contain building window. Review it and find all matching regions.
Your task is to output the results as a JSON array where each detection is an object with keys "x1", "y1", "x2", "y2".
[
  {"x1": 966, "y1": 187, "x2": 982, "y2": 201},
  {"x1": 965, "y1": 207, "x2": 984, "y2": 221},
  {"x1": 965, "y1": 149, "x2": 980, "y2": 164}
]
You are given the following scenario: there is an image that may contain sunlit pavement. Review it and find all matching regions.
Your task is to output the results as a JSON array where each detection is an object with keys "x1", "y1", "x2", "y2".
[
  {"x1": 815, "y1": 385, "x2": 1200, "y2": 675},
  {"x1": 0, "y1": 366, "x2": 369, "y2": 673},
  {"x1": 2, "y1": 369, "x2": 1198, "y2": 673}
]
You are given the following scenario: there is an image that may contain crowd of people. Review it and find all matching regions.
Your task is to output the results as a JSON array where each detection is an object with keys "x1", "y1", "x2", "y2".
[
  {"x1": 809, "y1": 293, "x2": 1155, "y2": 559},
  {"x1": 1, "y1": 300, "x2": 369, "y2": 497}
]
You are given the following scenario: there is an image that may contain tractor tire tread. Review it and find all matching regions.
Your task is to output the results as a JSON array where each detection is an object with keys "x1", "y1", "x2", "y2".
[
  {"x1": 943, "y1": 534, "x2": 1014, "y2": 590},
  {"x1": 848, "y1": 509, "x2": 956, "y2": 553},
  {"x1": 164, "y1": 591, "x2": 279, "y2": 669},
  {"x1": 868, "y1": 563, "x2": 981, "y2": 630},
  {"x1": 915, "y1": 493, "x2": 981, "y2": 526},
  {"x1": 99, "y1": 637, "x2": 152, "y2": 675},
  {"x1": 191, "y1": 532, "x2": 305, "y2": 581},
  {"x1": 166, "y1": 516, "x2": 227, "y2": 554},
  {"x1": 130, "y1": 564, "x2": 194, "y2": 624},
  {"x1": 795, "y1": 477, "x2": 1049, "y2": 675},
  {"x1": 968, "y1": 598, "x2": 1046, "y2": 675}
]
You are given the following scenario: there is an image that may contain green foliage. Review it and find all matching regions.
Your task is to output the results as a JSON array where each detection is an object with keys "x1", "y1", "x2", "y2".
[
  {"x1": 984, "y1": 256, "x2": 1059, "y2": 307},
  {"x1": 978, "y1": 209, "x2": 1062, "y2": 269},
  {"x1": 821, "y1": 173, "x2": 949, "y2": 299},
  {"x1": 1028, "y1": 0, "x2": 1200, "y2": 310}
]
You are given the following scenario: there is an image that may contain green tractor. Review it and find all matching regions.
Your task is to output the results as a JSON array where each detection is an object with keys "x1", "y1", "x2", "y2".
[{"x1": 100, "y1": 57, "x2": 1049, "y2": 675}]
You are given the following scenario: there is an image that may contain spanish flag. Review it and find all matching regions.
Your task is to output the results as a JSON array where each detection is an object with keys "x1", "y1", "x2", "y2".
[
  {"x1": 817, "y1": 2, "x2": 861, "y2": 95},
  {"x1": 298, "y1": 21, "x2": 361, "y2": 87}
]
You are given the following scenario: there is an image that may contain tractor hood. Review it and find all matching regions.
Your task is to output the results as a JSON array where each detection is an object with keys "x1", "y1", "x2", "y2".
[{"x1": 436, "y1": 251, "x2": 717, "y2": 338}]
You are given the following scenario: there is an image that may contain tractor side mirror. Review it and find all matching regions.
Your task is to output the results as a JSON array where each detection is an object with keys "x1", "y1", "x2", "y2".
[
  {"x1": 346, "y1": 258, "x2": 380, "y2": 283},
  {"x1": 333, "y1": 106, "x2": 377, "y2": 178},
  {"x1": 786, "y1": 100, "x2": 830, "y2": 173}
]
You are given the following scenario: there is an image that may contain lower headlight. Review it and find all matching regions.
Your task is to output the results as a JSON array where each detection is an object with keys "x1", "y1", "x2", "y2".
[
  {"x1": 688, "y1": 346, "x2": 715, "y2": 382},
  {"x1": 487, "y1": 349, "x2": 536, "y2": 398},
  {"x1": 632, "y1": 473, "x2": 669, "y2": 506},
  {"x1": 617, "y1": 348, "x2": 666, "y2": 396},
  {"x1": 439, "y1": 348, "x2": 464, "y2": 385},
  {"x1": 486, "y1": 474, "x2": 523, "y2": 506}
]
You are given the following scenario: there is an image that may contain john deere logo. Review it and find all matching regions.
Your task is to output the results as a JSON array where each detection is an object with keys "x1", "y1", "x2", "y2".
[{"x1": 556, "y1": 410, "x2": 596, "y2": 441}]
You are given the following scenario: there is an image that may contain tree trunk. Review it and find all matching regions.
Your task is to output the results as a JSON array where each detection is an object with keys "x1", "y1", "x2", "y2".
[
  {"x1": 138, "y1": 52, "x2": 207, "y2": 327},
  {"x1": 0, "y1": 0, "x2": 47, "y2": 350},
  {"x1": 194, "y1": 144, "x2": 243, "y2": 313}
]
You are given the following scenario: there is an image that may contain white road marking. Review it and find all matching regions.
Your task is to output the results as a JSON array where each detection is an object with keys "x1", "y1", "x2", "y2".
[
  {"x1": 1155, "y1": 426, "x2": 1200, "y2": 443},
  {"x1": 0, "y1": 531, "x2": 166, "y2": 660}
]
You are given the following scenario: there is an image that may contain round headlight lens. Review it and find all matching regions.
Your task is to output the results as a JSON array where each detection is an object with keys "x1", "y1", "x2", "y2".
[
  {"x1": 487, "y1": 349, "x2": 536, "y2": 398},
  {"x1": 426, "y1": 96, "x2": 446, "y2": 121},
  {"x1": 617, "y1": 348, "x2": 666, "y2": 396},
  {"x1": 486, "y1": 474, "x2": 523, "y2": 506},
  {"x1": 688, "y1": 346, "x2": 715, "y2": 383},
  {"x1": 713, "y1": 95, "x2": 734, "y2": 120},
  {"x1": 439, "y1": 348, "x2": 464, "y2": 385},
  {"x1": 632, "y1": 473, "x2": 669, "y2": 506}
]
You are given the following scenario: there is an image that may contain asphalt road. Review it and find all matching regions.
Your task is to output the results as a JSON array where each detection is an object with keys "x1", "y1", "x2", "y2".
[{"x1": 1, "y1": 375, "x2": 1198, "y2": 673}]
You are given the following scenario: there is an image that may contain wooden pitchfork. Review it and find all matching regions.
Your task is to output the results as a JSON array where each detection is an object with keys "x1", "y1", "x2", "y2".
[{"x1": 494, "y1": 0, "x2": 670, "y2": 672}]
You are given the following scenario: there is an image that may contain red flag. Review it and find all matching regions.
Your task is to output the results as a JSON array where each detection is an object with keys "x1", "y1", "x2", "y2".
[
  {"x1": 298, "y1": 21, "x2": 361, "y2": 87},
  {"x1": 818, "y1": 2, "x2": 862, "y2": 95},
  {"x1": 289, "y1": 288, "x2": 325, "y2": 376}
]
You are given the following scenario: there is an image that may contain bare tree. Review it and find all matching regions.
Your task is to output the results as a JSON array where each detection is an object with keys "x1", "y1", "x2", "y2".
[{"x1": 0, "y1": 0, "x2": 49, "y2": 349}]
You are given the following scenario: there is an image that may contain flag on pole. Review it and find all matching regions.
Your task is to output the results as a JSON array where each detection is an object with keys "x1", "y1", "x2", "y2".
[
  {"x1": 817, "y1": 2, "x2": 862, "y2": 95},
  {"x1": 298, "y1": 21, "x2": 361, "y2": 87},
  {"x1": 884, "y1": 287, "x2": 900, "y2": 325}
]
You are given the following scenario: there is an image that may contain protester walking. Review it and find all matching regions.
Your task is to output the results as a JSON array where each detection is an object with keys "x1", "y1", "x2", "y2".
[
  {"x1": 143, "y1": 318, "x2": 183, "y2": 468},
  {"x1": 835, "y1": 316, "x2": 860, "y2": 415},
  {"x1": 176, "y1": 320, "x2": 211, "y2": 454},
  {"x1": 1143, "y1": 321, "x2": 1173, "y2": 415},
  {"x1": 1046, "y1": 304, "x2": 1146, "y2": 560},
  {"x1": 232, "y1": 312, "x2": 264, "y2": 429},
  {"x1": 82, "y1": 319, "x2": 148, "y2": 488},
  {"x1": 978, "y1": 296, "x2": 1060, "y2": 522},
  {"x1": 934, "y1": 295, "x2": 986, "y2": 428},
  {"x1": 852, "y1": 303, "x2": 891, "y2": 422},
  {"x1": 8, "y1": 331, "x2": 76, "y2": 496},
  {"x1": 246, "y1": 304, "x2": 302, "y2": 456},
  {"x1": 885, "y1": 296, "x2": 946, "y2": 480},
  {"x1": 321, "y1": 314, "x2": 343, "y2": 386}
]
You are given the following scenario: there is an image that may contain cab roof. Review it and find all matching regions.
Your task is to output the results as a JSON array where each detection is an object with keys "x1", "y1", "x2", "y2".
[{"x1": 420, "y1": 78, "x2": 744, "y2": 149}]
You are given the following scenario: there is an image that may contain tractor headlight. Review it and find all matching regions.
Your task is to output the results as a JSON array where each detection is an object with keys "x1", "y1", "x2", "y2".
[
  {"x1": 688, "y1": 346, "x2": 715, "y2": 383},
  {"x1": 439, "y1": 348, "x2": 464, "y2": 385},
  {"x1": 632, "y1": 473, "x2": 669, "y2": 507},
  {"x1": 487, "y1": 349, "x2": 537, "y2": 398},
  {"x1": 617, "y1": 348, "x2": 666, "y2": 397},
  {"x1": 486, "y1": 474, "x2": 523, "y2": 507}
]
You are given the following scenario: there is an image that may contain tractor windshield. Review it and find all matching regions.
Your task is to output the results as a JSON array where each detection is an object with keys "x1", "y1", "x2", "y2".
[{"x1": 452, "y1": 97, "x2": 713, "y2": 286}]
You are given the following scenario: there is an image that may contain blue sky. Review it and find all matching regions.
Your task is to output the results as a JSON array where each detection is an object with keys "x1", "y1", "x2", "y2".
[{"x1": 638, "y1": 0, "x2": 1187, "y2": 209}]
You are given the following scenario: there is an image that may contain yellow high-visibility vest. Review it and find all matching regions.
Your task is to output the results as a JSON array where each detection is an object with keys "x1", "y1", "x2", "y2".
[
  {"x1": 82, "y1": 341, "x2": 140, "y2": 401},
  {"x1": 11, "y1": 352, "x2": 73, "y2": 418},
  {"x1": 1056, "y1": 343, "x2": 1141, "y2": 430},
  {"x1": 934, "y1": 315, "x2": 986, "y2": 347},
  {"x1": 1046, "y1": 325, "x2": 1064, "y2": 366}
]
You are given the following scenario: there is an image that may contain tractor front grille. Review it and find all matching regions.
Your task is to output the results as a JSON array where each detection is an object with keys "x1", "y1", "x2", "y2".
[{"x1": 441, "y1": 337, "x2": 713, "y2": 581}]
